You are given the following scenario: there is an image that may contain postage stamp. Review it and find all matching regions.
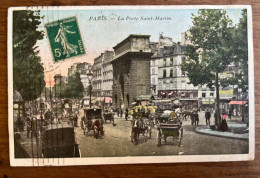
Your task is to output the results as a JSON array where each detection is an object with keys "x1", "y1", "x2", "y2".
[
  {"x1": 45, "y1": 16, "x2": 85, "y2": 62},
  {"x1": 8, "y1": 5, "x2": 254, "y2": 166}
]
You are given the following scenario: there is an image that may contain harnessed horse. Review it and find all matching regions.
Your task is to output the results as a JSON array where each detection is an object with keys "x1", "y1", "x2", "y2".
[{"x1": 92, "y1": 119, "x2": 104, "y2": 139}]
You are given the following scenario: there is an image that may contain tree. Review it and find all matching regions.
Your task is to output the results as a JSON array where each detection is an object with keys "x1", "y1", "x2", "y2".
[
  {"x1": 181, "y1": 9, "x2": 235, "y2": 130},
  {"x1": 13, "y1": 10, "x2": 45, "y2": 101},
  {"x1": 65, "y1": 72, "x2": 84, "y2": 99},
  {"x1": 53, "y1": 81, "x2": 67, "y2": 98},
  {"x1": 233, "y1": 9, "x2": 248, "y2": 92}
]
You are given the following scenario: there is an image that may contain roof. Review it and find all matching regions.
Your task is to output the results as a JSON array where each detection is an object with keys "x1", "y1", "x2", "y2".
[
  {"x1": 113, "y1": 34, "x2": 151, "y2": 49},
  {"x1": 13, "y1": 90, "x2": 23, "y2": 102},
  {"x1": 44, "y1": 123, "x2": 73, "y2": 131}
]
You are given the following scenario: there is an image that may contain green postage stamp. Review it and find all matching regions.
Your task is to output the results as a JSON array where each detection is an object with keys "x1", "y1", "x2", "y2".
[{"x1": 45, "y1": 16, "x2": 85, "y2": 62}]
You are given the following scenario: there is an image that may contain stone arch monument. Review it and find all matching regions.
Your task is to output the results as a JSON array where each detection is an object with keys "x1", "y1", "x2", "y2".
[{"x1": 111, "y1": 34, "x2": 153, "y2": 109}]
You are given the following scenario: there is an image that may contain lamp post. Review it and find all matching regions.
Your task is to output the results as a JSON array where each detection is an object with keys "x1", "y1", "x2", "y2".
[{"x1": 87, "y1": 70, "x2": 93, "y2": 108}]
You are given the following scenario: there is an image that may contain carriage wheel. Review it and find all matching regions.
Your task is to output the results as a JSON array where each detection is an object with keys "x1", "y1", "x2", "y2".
[
  {"x1": 130, "y1": 130, "x2": 133, "y2": 143},
  {"x1": 144, "y1": 131, "x2": 147, "y2": 142},
  {"x1": 83, "y1": 127, "x2": 86, "y2": 135},
  {"x1": 157, "y1": 131, "x2": 161, "y2": 147},
  {"x1": 179, "y1": 138, "x2": 182, "y2": 147},
  {"x1": 134, "y1": 132, "x2": 138, "y2": 145}
]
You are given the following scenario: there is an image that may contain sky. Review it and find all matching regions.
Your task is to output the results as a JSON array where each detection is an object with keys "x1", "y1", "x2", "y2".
[{"x1": 35, "y1": 7, "x2": 243, "y2": 86}]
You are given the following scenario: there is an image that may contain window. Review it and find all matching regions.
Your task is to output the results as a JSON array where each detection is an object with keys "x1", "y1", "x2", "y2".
[
  {"x1": 170, "y1": 58, "x2": 173, "y2": 66},
  {"x1": 163, "y1": 81, "x2": 166, "y2": 90},
  {"x1": 181, "y1": 70, "x2": 185, "y2": 76},
  {"x1": 163, "y1": 70, "x2": 166, "y2": 78},
  {"x1": 202, "y1": 93, "x2": 206, "y2": 98},
  {"x1": 151, "y1": 60, "x2": 154, "y2": 66},
  {"x1": 152, "y1": 68, "x2": 155, "y2": 75},
  {"x1": 170, "y1": 69, "x2": 173, "y2": 77},
  {"x1": 210, "y1": 93, "x2": 214, "y2": 97},
  {"x1": 163, "y1": 58, "x2": 166, "y2": 67},
  {"x1": 152, "y1": 77, "x2": 155, "y2": 85}
]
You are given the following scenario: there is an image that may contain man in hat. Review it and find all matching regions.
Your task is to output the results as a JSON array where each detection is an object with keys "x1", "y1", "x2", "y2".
[
  {"x1": 169, "y1": 108, "x2": 178, "y2": 123},
  {"x1": 205, "y1": 108, "x2": 211, "y2": 126}
]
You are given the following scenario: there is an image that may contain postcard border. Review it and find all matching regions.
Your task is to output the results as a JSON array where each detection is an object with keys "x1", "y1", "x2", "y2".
[{"x1": 8, "y1": 5, "x2": 254, "y2": 166}]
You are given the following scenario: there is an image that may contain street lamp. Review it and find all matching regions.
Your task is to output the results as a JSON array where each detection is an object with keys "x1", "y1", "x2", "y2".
[{"x1": 87, "y1": 70, "x2": 93, "y2": 108}]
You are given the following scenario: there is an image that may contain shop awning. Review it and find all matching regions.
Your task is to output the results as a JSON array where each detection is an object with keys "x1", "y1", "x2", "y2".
[
  {"x1": 228, "y1": 101, "x2": 248, "y2": 105},
  {"x1": 105, "y1": 97, "x2": 112, "y2": 104}
]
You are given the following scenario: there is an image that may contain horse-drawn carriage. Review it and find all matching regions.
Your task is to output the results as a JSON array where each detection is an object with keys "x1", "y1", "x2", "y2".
[
  {"x1": 103, "y1": 112, "x2": 114, "y2": 123},
  {"x1": 157, "y1": 120, "x2": 183, "y2": 147},
  {"x1": 81, "y1": 108, "x2": 104, "y2": 139},
  {"x1": 41, "y1": 123, "x2": 81, "y2": 158},
  {"x1": 130, "y1": 118, "x2": 152, "y2": 145}
]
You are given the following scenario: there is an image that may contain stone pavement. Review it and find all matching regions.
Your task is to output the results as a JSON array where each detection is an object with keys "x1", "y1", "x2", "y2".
[{"x1": 195, "y1": 114, "x2": 249, "y2": 140}]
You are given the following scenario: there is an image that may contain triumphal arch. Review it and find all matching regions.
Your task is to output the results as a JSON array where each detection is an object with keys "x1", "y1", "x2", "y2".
[{"x1": 111, "y1": 34, "x2": 153, "y2": 109}]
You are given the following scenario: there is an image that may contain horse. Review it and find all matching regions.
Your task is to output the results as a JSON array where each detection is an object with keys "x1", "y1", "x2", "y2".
[
  {"x1": 92, "y1": 119, "x2": 104, "y2": 139},
  {"x1": 130, "y1": 118, "x2": 151, "y2": 145}
]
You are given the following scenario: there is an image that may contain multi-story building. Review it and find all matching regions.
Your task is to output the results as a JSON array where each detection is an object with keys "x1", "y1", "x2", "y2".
[
  {"x1": 92, "y1": 50, "x2": 114, "y2": 100},
  {"x1": 92, "y1": 55, "x2": 103, "y2": 97},
  {"x1": 154, "y1": 42, "x2": 198, "y2": 108},
  {"x1": 102, "y1": 51, "x2": 114, "y2": 98}
]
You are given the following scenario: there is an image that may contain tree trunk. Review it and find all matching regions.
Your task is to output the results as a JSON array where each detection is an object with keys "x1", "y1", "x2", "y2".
[{"x1": 216, "y1": 72, "x2": 221, "y2": 130}]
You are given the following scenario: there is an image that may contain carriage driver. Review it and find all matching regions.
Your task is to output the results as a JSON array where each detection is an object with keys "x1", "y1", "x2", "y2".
[
  {"x1": 135, "y1": 109, "x2": 142, "y2": 120},
  {"x1": 169, "y1": 108, "x2": 178, "y2": 123}
]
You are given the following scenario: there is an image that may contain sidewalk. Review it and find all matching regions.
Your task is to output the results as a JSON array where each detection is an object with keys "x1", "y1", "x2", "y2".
[{"x1": 195, "y1": 112, "x2": 249, "y2": 140}]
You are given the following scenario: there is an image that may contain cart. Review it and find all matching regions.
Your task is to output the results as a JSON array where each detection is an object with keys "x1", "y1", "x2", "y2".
[
  {"x1": 82, "y1": 108, "x2": 104, "y2": 139},
  {"x1": 41, "y1": 123, "x2": 81, "y2": 158},
  {"x1": 103, "y1": 112, "x2": 114, "y2": 123},
  {"x1": 130, "y1": 118, "x2": 152, "y2": 145},
  {"x1": 157, "y1": 120, "x2": 183, "y2": 147}
]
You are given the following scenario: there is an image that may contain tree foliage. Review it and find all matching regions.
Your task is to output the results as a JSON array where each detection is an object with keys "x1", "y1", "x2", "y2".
[
  {"x1": 181, "y1": 9, "x2": 238, "y2": 129},
  {"x1": 181, "y1": 9, "x2": 235, "y2": 86},
  {"x1": 13, "y1": 10, "x2": 45, "y2": 101},
  {"x1": 54, "y1": 72, "x2": 84, "y2": 99}
]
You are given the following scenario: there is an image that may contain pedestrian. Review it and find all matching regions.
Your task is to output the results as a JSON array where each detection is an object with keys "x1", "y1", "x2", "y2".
[
  {"x1": 205, "y1": 109, "x2": 211, "y2": 126},
  {"x1": 125, "y1": 108, "x2": 129, "y2": 121},
  {"x1": 26, "y1": 116, "x2": 31, "y2": 138},
  {"x1": 190, "y1": 111, "x2": 195, "y2": 126},
  {"x1": 31, "y1": 117, "x2": 37, "y2": 138},
  {"x1": 117, "y1": 107, "x2": 119, "y2": 117},
  {"x1": 194, "y1": 111, "x2": 199, "y2": 126},
  {"x1": 228, "y1": 108, "x2": 232, "y2": 119},
  {"x1": 141, "y1": 106, "x2": 145, "y2": 117},
  {"x1": 220, "y1": 113, "x2": 228, "y2": 132}
]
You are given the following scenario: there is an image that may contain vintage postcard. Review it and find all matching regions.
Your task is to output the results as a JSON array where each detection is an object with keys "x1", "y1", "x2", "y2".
[{"x1": 8, "y1": 5, "x2": 254, "y2": 166}]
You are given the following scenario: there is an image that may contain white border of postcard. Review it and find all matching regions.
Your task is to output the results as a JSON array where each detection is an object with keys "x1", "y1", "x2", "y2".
[{"x1": 8, "y1": 5, "x2": 255, "y2": 166}]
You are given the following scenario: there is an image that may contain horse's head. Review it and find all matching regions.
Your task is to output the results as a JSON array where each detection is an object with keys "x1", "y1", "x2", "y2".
[{"x1": 133, "y1": 120, "x2": 139, "y2": 128}]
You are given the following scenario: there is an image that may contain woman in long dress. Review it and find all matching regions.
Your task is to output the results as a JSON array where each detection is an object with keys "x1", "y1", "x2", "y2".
[{"x1": 220, "y1": 113, "x2": 228, "y2": 132}]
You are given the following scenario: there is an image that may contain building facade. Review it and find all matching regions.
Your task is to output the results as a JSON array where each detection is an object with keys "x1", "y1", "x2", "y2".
[
  {"x1": 111, "y1": 34, "x2": 153, "y2": 109},
  {"x1": 92, "y1": 55, "x2": 103, "y2": 97},
  {"x1": 102, "y1": 51, "x2": 114, "y2": 98},
  {"x1": 154, "y1": 42, "x2": 198, "y2": 108}
]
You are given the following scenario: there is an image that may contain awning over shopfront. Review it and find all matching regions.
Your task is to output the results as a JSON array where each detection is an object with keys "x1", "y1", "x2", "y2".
[
  {"x1": 228, "y1": 100, "x2": 248, "y2": 105},
  {"x1": 105, "y1": 97, "x2": 112, "y2": 104}
]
